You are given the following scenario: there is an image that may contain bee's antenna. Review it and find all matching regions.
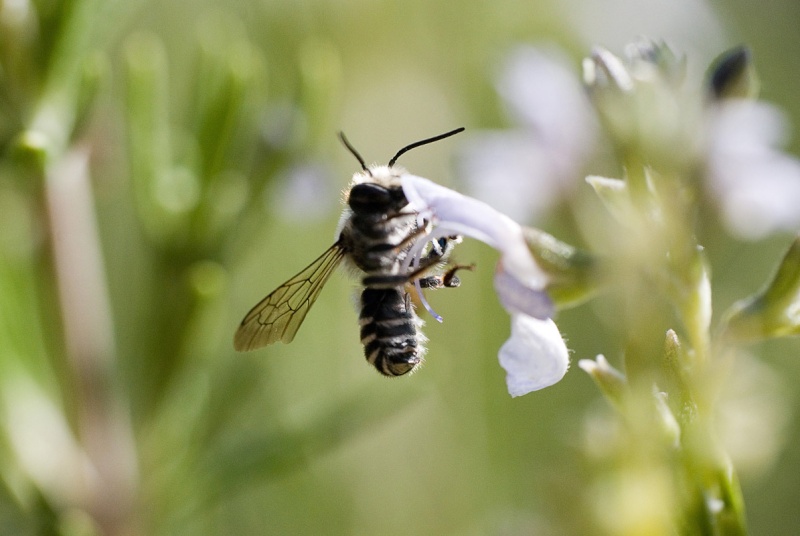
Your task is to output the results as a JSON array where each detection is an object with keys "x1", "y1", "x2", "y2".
[
  {"x1": 388, "y1": 127, "x2": 465, "y2": 167},
  {"x1": 338, "y1": 132, "x2": 372, "y2": 176}
]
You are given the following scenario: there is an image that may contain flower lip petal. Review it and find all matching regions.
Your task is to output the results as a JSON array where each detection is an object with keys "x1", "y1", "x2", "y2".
[{"x1": 500, "y1": 315, "x2": 569, "y2": 397}]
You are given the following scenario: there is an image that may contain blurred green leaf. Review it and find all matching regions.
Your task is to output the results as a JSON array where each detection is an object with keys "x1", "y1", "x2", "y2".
[
  {"x1": 124, "y1": 32, "x2": 178, "y2": 242},
  {"x1": 722, "y1": 234, "x2": 800, "y2": 340}
]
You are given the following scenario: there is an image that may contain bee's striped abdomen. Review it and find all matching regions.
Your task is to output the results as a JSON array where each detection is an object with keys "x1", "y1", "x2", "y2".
[{"x1": 359, "y1": 287, "x2": 422, "y2": 376}]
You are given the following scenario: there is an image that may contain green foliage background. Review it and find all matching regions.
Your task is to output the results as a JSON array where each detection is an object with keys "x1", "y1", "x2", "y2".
[{"x1": 1, "y1": 0, "x2": 799, "y2": 534}]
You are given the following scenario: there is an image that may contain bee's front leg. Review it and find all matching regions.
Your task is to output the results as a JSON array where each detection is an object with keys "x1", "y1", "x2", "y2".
[{"x1": 418, "y1": 263, "x2": 475, "y2": 289}]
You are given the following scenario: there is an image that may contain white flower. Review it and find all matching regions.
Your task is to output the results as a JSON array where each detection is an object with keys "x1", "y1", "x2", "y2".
[
  {"x1": 500, "y1": 316, "x2": 570, "y2": 397},
  {"x1": 706, "y1": 100, "x2": 800, "y2": 240},
  {"x1": 458, "y1": 45, "x2": 597, "y2": 223},
  {"x1": 401, "y1": 173, "x2": 569, "y2": 395}
]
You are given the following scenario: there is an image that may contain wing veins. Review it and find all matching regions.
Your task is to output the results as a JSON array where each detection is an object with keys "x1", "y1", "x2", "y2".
[{"x1": 234, "y1": 242, "x2": 346, "y2": 351}]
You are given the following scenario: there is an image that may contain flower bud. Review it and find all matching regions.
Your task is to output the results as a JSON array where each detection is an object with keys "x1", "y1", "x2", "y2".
[
  {"x1": 579, "y1": 355, "x2": 627, "y2": 408},
  {"x1": 708, "y1": 46, "x2": 760, "y2": 101},
  {"x1": 583, "y1": 47, "x2": 634, "y2": 93},
  {"x1": 585, "y1": 175, "x2": 632, "y2": 222},
  {"x1": 582, "y1": 39, "x2": 699, "y2": 172},
  {"x1": 653, "y1": 389, "x2": 681, "y2": 448}
]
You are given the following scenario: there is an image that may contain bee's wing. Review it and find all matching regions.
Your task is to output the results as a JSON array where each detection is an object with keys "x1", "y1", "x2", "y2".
[{"x1": 234, "y1": 242, "x2": 346, "y2": 351}]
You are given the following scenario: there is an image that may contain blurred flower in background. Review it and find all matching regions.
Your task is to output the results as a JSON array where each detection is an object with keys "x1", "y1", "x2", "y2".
[
  {"x1": 458, "y1": 45, "x2": 598, "y2": 222},
  {"x1": 706, "y1": 98, "x2": 800, "y2": 239}
]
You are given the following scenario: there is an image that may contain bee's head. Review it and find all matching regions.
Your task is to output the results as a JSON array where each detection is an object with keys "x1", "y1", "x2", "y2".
[
  {"x1": 347, "y1": 173, "x2": 407, "y2": 214},
  {"x1": 339, "y1": 128, "x2": 464, "y2": 215}
]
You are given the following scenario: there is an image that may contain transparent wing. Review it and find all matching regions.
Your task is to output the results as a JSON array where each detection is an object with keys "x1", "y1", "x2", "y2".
[{"x1": 234, "y1": 242, "x2": 346, "y2": 351}]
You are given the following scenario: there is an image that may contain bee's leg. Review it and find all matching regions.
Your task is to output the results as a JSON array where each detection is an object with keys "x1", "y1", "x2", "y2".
[
  {"x1": 393, "y1": 226, "x2": 460, "y2": 258},
  {"x1": 365, "y1": 235, "x2": 463, "y2": 289},
  {"x1": 365, "y1": 262, "x2": 474, "y2": 289},
  {"x1": 419, "y1": 236, "x2": 461, "y2": 263},
  {"x1": 417, "y1": 276, "x2": 443, "y2": 289},
  {"x1": 399, "y1": 236, "x2": 463, "y2": 287},
  {"x1": 363, "y1": 253, "x2": 442, "y2": 288},
  {"x1": 443, "y1": 263, "x2": 475, "y2": 287},
  {"x1": 390, "y1": 225, "x2": 430, "y2": 252},
  {"x1": 418, "y1": 264, "x2": 475, "y2": 289}
]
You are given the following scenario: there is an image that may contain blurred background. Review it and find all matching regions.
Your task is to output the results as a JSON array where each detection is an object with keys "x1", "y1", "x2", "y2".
[{"x1": 1, "y1": 0, "x2": 800, "y2": 534}]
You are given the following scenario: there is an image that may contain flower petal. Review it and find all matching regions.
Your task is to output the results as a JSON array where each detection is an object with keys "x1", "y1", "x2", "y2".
[
  {"x1": 499, "y1": 315, "x2": 569, "y2": 396},
  {"x1": 401, "y1": 174, "x2": 547, "y2": 289},
  {"x1": 494, "y1": 263, "x2": 553, "y2": 319}
]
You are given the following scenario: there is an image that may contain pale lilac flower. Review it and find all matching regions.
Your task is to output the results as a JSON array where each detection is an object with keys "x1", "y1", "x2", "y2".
[
  {"x1": 459, "y1": 45, "x2": 597, "y2": 223},
  {"x1": 272, "y1": 162, "x2": 337, "y2": 222},
  {"x1": 401, "y1": 173, "x2": 569, "y2": 395},
  {"x1": 705, "y1": 100, "x2": 800, "y2": 240}
]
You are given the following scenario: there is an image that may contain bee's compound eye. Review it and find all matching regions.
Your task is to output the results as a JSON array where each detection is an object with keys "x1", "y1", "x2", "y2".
[{"x1": 348, "y1": 183, "x2": 390, "y2": 211}]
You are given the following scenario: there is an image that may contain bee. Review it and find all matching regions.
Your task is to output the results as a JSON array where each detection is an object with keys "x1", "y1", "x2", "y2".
[{"x1": 234, "y1": 128, "x2": 471, "y2": 376}]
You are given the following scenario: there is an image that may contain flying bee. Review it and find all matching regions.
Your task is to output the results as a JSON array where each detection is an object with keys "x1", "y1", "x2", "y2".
[{"x1": 234, "y1": 128, "x2": 472, "y2": 376}]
